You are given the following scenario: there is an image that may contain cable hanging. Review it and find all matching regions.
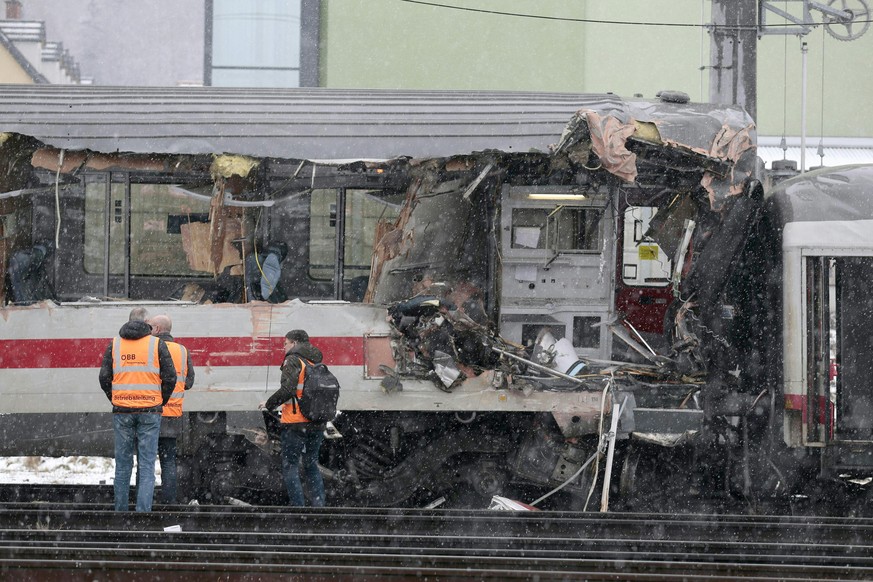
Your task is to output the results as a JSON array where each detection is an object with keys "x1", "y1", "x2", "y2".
[{"x1": 398, "y1": 0, "x2": 870, "y2": 31}]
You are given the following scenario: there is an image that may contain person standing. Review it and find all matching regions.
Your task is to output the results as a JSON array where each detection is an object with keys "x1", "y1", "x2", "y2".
[
  {"x1": 99, "y1": 308, "x2": 176, "y2": 512},
  {"x1": 260, "y1": 329, "x2": 326, "y2": 507},
  {"x1": 148, "y1": 314, "x2": 194, "y2": 504}
]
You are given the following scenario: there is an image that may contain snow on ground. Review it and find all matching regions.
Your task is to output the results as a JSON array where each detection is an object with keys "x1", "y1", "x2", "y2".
[{"x1": 0, "y1": 456, "x2": 161, "y2": 485}]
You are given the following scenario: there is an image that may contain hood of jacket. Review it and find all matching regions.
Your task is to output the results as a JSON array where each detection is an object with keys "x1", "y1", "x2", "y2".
[
  {"x1": 118, "y1": 320, "x2": 153, "y2": 340},
  {"x1": 288, "y1": 341, "x2": 323, "y2": 364}
]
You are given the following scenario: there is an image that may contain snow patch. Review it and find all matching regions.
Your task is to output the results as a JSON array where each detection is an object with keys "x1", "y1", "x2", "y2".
[{"x1": 0, "y1": 456, "x2": 161, "y2": 485}]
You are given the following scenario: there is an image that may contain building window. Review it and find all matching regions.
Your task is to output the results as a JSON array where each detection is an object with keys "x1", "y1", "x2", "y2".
[{"x1": 205, "y1": 0, "x2": 319, "y2": 87}]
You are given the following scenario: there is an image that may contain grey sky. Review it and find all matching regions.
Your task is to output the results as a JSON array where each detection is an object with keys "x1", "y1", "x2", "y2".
[{"x1": 21, "y1": 0, "x2": 204, "y2": 86}]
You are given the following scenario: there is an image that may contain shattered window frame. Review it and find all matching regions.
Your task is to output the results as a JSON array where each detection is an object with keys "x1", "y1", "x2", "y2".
[
  {"x1": 308, "y1": 188, "x2": 402, "y2": 282},
  {"x1": 503, "y1": 187, "x2": 607, "y2": 258}
]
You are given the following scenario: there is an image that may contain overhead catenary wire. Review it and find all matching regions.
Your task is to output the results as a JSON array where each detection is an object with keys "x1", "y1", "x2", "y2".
[{"x1": 398, "y1": 0, "x2": 867, "y2": 30}]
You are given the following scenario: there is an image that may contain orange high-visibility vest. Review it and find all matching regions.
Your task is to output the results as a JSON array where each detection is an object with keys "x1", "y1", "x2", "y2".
[
  {"x1": 111, "y1": 335, "x2": 162, "y2": 409},
  {"x1": 162, "y1": 341, "x2": 189, "y2": 418},
  {"x1": 280, "y1": 360, "x2": 309, "y2": 424}
]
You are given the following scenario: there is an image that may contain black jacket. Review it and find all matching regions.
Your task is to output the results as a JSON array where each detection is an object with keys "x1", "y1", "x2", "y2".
[
  {"x1": 264, "y1": 341, "x2": 323, "y2": 412},
  {"x1": 98, "y1": 320, "x2": 176, "y2": 413}
]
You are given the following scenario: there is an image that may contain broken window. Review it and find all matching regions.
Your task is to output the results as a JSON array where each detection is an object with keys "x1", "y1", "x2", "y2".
[
  {"x1": 510, "y1": 207, "x2": 603, "y2": 252},
  {"x1": 573, "y1": 316, "x2": 601, "y2": 349}
]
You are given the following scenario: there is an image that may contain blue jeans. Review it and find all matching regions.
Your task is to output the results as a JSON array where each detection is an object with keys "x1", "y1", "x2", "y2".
[
  {"x1": 280, "y1": 425, "x2": 325, "y2": 507},
  {"x1": 113, "y1": 412, "x2": 161, "y2": 512}
]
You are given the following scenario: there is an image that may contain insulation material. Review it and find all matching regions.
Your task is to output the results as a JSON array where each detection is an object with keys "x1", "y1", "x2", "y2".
[
  {"x1": 584, "y1": 110, "x2": 638, "y2": 182},
  {"x1": 211, "y1": 154, "x2": 259, "y2": 179},
  {"x1": 31, "y1": 149, "x2": 170, "y2": 173}
]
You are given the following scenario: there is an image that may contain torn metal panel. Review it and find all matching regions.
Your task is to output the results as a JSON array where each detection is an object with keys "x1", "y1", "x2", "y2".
[
  {"x1": 368, "y1": 158, "x2": 497, "y2": 306},
  {"x1": 552, "y1": 98, "x2": 756, "y2": 207}
]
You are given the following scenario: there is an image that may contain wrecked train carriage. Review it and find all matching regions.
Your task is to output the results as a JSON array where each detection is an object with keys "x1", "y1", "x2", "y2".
[{"x1": 0, "y1": 86, "x2": 762, "y2": 507}]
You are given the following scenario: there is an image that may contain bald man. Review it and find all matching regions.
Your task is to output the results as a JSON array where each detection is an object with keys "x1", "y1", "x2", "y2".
[{"x1": 148, "y1": 314, "x2": 195, "y2": 504}]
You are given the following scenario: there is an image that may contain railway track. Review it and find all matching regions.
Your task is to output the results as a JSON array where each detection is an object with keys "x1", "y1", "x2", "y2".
[{"x1": 1, "y1": 502, "x2": 873, "y2": 580}]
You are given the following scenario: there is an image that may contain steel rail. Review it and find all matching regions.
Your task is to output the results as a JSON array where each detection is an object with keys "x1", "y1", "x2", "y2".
[{"x1": 0, "y1": 505, "x2": 872, "y2": 579}]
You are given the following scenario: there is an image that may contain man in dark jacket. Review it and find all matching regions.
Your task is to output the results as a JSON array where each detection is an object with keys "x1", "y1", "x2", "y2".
[
  {"x1": 98, "y1": 308, "x2": 176, "y2": 512},
  {"x1": 260, "y1": 329, "x2": 326, "y2": 506}
]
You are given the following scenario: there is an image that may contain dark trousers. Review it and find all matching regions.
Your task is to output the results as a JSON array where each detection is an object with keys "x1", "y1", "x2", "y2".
[
  {"x1": 158, "y1": 436, "x2": 178, "y2": 504},
  {"x1": 280, "y1": 425, "x2": 325, "y2": 506}
]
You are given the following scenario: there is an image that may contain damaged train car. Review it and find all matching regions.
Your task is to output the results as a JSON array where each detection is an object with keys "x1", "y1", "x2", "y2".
[{"x1": 1, "y1": 86, "x2": 871, "y2": 511}]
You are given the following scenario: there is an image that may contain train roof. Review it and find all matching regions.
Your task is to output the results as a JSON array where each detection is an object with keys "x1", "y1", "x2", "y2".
[
  {"x1": 772, "y1": 164, "x2": 873, "y2": 252},
  {"x1": 0, "y1": 85, "x2": 623, "y2": 160},
  {"x1": 0, "y1": 85, "x2": 753, "y2": 166},
  {"x1": 770, "y1": 164, "x2": 873, "y2": 223}
]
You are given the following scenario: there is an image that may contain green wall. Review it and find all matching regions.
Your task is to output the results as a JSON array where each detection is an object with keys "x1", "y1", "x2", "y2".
[
  {"x1": 757, "y1": 29, "x2": 873, "y2": 137},
  {"x1": 321, "y1": 1, "x2": 873, "y2": 138}
]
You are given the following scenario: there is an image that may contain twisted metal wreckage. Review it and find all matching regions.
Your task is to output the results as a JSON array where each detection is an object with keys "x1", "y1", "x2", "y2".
[
  {"x1": 1, "y1": 92, "x2": 761, "y2": 507},
  {"x1": 371, "y1": 100, "x2": 757, "y2": 407}
]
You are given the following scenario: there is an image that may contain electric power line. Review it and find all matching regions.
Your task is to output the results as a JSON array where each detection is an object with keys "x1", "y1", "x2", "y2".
[{"x1": 398, "y1": 0, "x2": 872, "y2": 31}]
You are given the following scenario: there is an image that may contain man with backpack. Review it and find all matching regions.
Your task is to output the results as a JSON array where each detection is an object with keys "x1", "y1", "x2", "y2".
[{"x1": 260, "y1": 329, "x2": 336, "y2": 507}]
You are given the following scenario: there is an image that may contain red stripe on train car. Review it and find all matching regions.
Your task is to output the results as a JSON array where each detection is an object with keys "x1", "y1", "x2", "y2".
[{"x1": 0, "y1": 336, "x2": 365, "y2": 369}]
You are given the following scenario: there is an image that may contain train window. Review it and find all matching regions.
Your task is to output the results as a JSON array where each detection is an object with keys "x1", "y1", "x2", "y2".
[
  {"x1": 308, "y1": 189, "x2": 402, "y2": 281},
  {"x1": 622, "y1": 206, "x2": 671, "y2": 287},
  {"x1": 511, "y1": 207, "x2": 602, "y2": 251},
  {"x1": 84, "y1": 183, "x2": 212, "y2": 276},
  {"x1": 84, "y1": 182, "x2": 125, "y2": 275},
  {"x1": 573, "y1": 316, "x2": 600, "y2": 349}
]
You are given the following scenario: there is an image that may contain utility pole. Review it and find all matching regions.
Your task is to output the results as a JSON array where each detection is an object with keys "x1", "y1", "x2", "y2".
[{"x1": 709, "y1": 0, "x2": 758, "y2": 121}]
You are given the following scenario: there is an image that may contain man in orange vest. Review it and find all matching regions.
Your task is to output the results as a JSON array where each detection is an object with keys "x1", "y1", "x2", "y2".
[
  {"x1": 260, "y1": 329, "x2": 326, "y2": 506},
  {"x1": 99, "y1": 308, "x2": 176, "y2": 512},
  {"x1": 148, "y1": 314, "x2": 195, "y2": 504}
]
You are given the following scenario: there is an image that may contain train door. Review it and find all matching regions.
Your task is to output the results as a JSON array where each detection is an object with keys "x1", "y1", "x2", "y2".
[
  {"x1": 803, "y1": 254, "x2": 873, "y2": 476},
  {"x1": 498, "y1": 185, "x2": 613, "y2": 362},
  {"x1": 615, "y1": 205, "x2": 674, "y2": 335}
]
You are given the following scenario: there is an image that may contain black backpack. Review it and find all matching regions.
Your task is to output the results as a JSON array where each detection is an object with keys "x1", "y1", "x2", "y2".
[{"x1": 292, "y1": 358, "x2": 340, "y2": 423}]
